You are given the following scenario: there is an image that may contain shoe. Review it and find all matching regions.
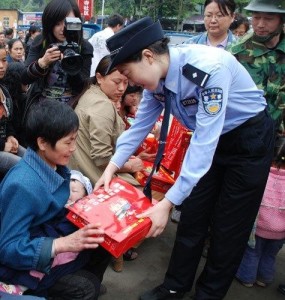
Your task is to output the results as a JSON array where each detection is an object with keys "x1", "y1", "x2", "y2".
[
  {"x1": 170, "y1": 207, "x2": 181, "y2": 223},
  {"x1": 140, "y1": 285, "x2": 184, "y2": 300},
  {"x1": 111, "y1": 255, "x2": 123, "y2": 272},
  {"x1": 256, "y1": 280, "x2": 267, "y2": 287},
  {"x1": 235, "y1": 277, "x2": 253, "y2": 288},
  {"x1": 99, "y1": 284, "x2": 107, "y2": 296},
  {"x1": 123, "y1": 248, "x2": 138, "y2": 261},
  {"x1": 278, "y1": 284, "x2": 285, "y2": 296}
]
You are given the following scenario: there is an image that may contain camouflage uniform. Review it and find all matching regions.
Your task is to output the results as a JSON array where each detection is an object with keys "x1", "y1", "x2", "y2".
[{"x1": 229, "y1": 32, "x2": 285, "y2": 131}]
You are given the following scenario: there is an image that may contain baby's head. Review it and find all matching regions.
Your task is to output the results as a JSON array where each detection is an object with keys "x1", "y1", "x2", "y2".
[{"x1": 69, "y1": 170, "x2": 93, "y2": 203}]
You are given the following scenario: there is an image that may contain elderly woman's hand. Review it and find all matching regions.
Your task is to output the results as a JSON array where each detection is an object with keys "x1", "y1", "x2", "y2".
[{"x1": 53, "y1": 223, "x2": 105, "y2": 254}]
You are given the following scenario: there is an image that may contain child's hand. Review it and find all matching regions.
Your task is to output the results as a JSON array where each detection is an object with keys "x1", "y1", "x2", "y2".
[{"x1": 137, "y1": 148, "x2": 157, "y2": 162}]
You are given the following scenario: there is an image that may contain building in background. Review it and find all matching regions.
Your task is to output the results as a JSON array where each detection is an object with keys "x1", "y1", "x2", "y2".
[{"x1": 0, "y1": 9, "x2": 19, "y2": 32}]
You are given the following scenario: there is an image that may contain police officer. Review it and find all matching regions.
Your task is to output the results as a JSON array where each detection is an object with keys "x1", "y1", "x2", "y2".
[
  {"x1": 229, "y1": 0, "x2": 285, "y2": 132},
  {"x1": 95, "y1": 17, "x2": 275, "y2": 299}
]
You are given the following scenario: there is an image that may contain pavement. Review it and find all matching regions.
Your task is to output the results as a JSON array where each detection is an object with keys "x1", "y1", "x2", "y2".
[{"x1": 100, "y1": 219, "x2": 285, "y2": 300}]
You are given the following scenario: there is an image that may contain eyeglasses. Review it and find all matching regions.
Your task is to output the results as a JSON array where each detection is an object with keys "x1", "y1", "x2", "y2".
[{"x1": 204, "y1": 14, "x2": 226, "y2": 21}]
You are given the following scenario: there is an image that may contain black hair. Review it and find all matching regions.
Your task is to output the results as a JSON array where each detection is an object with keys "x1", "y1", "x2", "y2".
[
  {"x1": 25, "y1": 99, "x2": 79, "y2": 151},
  {"x1": 95, "y1": 55, "x2": 118, "y2": 80},
  {"x1": 72, "y1": 55, "x2": 116, "y2": 109},
  {"x1": 3, "y1": 62, "x2": 25, "y2": 110},
  {"x1": 41, "y1": 0, "x2": 83, "y2": 51},
  {"x1": 204, "y1": 0, "x2": 236, "y2": 16},
  {"x1": 107, "y1": 14, "x2": 124, "y2": 28},
  {"x1": 5, "y1": 28, "x2": 13, "y2": 37},
  {"x1": 273, "y1": 136, "x2": 285, "y2": 169},
  {"x1": 230, "y1": 13, "x2": 250, "y2": 32},
  {"x1": 122, "y1": 85, "x2": 143, "y2": 100},
  {"x1": 24, "y1": 25, "x2": 41, "y2": 44},
  {"x1": 123, "y1": 37, "x2": 170, "y2": 64},
  {"x1": 7, "y1": 38, "x2": 24, "y2": 51}
]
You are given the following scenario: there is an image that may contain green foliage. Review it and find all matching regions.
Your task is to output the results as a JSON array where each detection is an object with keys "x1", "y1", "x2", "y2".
[
  {"x1": 0, "y1": 0, "x2": 21, "y2": 9},
  {"x1": 0, "y1": 0, "x2": 250, "y2": 25},
  {"x1": 94, "y1": 0, "x2": 249, "y2": 23},
  {"x1": 0, "y1": 0, "x2": 46, "y2": 11}
]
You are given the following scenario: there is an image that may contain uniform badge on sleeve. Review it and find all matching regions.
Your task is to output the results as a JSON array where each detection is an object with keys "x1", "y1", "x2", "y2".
[{"x1": 201, "y1": 88, "x2": 223, "y2": 115}]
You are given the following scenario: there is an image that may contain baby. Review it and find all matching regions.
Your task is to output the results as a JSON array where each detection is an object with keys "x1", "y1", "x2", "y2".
[{"x1": 68, "y1": 170, "x2": 93, "y2": 205}]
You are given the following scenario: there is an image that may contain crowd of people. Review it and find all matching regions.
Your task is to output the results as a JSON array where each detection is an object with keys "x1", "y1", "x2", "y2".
[{"x1": 0, "y1": 0, "x2": 284, "y2": 299}]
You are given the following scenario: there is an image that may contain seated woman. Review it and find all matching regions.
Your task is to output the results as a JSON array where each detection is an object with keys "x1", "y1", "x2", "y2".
[
  {"x1": 69, "y1": 55, "x2": 144, "y2": 187},
  {"x1": 0, "y1": 99, "x2": 110, "y2": 299},
  {"x1": 0, "y1": 46, "x2": 25, "y2": 178}
]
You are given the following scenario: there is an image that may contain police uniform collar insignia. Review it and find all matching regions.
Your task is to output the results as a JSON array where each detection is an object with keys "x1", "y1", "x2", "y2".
[
  {"x1": 182, "y1": 64, "x2": 210, "y2": 88},
  {"x1": 201, "y1": 88, "x2": 223, "y2": 115}
]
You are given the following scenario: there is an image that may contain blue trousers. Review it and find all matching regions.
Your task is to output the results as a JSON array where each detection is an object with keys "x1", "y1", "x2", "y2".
[{"x1": 236, "y1": 235, "x2": 284, "y2": 284}]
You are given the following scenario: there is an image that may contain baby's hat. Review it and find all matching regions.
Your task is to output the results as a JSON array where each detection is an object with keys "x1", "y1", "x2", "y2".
[{"x1": 70, "y1": 170, "x2": 93, "y2": 195}]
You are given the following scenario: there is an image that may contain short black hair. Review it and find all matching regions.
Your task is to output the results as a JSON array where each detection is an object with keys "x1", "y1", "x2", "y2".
[
  {"x1": 107, "y1": 14, "x2": 124, "y2": 28},
  {"x1": 5, "y1": 28, "x2": 13, "y2": 37},
  {"x1": 123, "y1": 85, "x2": 143, "y2": 99},
  {"x1": 230, "y1": 13, "x2": 250, "y2": 32},
  {"x1": 25, "y1": 99, "x2": 79, "y2": 151}
]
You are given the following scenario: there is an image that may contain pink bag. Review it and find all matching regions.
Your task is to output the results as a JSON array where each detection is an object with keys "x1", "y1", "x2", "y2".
[{"x1": 256, "y1": 167, "x2": 285, "y2": 240}]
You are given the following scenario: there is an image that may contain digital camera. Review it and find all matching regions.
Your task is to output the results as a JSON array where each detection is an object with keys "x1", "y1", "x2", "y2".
[{"x1": 50, "y1": 17, "x2": 83, "y2": 75}]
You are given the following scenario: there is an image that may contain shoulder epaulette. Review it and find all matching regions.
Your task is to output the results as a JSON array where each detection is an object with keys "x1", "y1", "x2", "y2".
[{"x1": 182, "y1": 63, "x2": 210, "y2": 88}]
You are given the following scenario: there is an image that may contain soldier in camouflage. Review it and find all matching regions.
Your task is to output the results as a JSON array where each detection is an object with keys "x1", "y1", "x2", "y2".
[{"x1": 229, "y1": 0, "x2": 285, "y2": 132}]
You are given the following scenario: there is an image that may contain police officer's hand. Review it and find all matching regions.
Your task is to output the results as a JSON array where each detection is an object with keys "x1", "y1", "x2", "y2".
[
  {"x1": 38, "y1": 46, "x2": 61, "y2": 69},
  {"x1": 136, "y1": 198, "x2": 173, "y2": 237},
  {"x1": 94, "y1": 162, "x2": 119, "y2": 192}
]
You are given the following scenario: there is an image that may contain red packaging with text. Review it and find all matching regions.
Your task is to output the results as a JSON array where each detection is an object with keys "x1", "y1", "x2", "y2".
[{"x1": 66, "y1": 178, "x2": 152, "y2": 258}]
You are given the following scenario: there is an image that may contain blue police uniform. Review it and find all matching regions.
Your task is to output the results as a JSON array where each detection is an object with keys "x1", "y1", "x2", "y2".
[{"x1": 111, "y1": 44, "x2": 275, "y2": 299}]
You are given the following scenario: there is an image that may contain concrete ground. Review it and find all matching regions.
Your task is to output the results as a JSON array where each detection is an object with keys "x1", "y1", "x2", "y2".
[{"x1": 100, "y1": 219, "x2": 285, "y2": 300}]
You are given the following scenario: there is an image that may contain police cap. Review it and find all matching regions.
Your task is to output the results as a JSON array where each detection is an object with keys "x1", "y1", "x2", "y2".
[{"x1": 105, "y1": 16, "x2": 164, "y2": 74}]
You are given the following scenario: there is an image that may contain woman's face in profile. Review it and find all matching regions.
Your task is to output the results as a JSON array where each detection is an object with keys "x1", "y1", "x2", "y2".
[
  {"x1": 53, "y1": 10, "x2": 75, "y2": 42},
  {"x1": 96, "y1": 70, "x2": 128, "y2": 102},
  {"x1": 0, "y1": 49, "x2": 8, "y2": 79}
]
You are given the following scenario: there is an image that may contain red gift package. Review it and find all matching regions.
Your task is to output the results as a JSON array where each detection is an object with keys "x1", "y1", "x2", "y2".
[
  {"x1": 134, "y1": 160, "x2": 175, "y2": 194},
  {"x1": 136, "y1": 133, "x2": 158, "y2": 155},
  {"x1": 161, "y1": 118, "x2": 192, "y2": 179},
  {"x1": 66, "y1": 178, "x2": 152, "y2": 258}
]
